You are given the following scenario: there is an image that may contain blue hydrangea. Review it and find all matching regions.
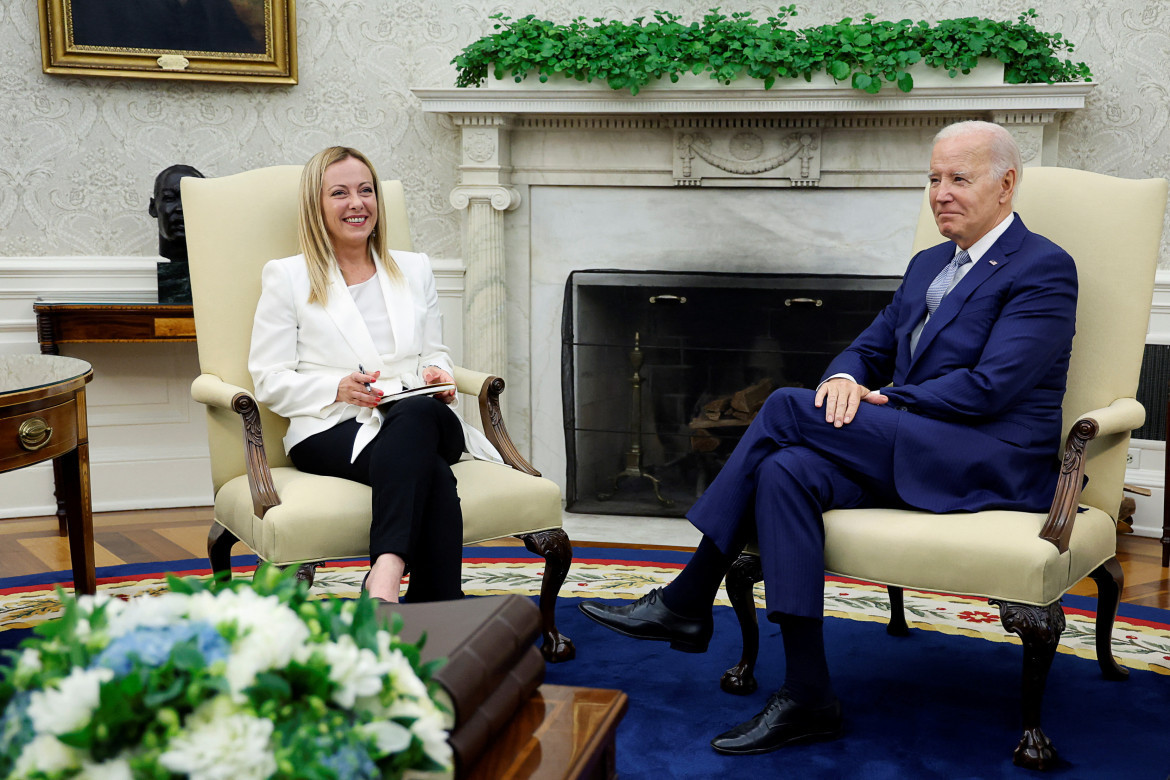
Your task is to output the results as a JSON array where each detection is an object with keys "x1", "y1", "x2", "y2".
[
  {"x1": 0, "y1": 691, "x2": 32, "y2": 755},
  {"x1": 318, "y1": 742, "x2": 379, "y2": 780},
  {"x1": 95, "y1": 622, "x2": 229, "y2": 676}
]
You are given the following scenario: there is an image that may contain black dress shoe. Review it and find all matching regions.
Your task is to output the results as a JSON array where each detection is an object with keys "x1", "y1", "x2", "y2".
[
  {"x1": 577, "y1": 587, "x2": 713, "y2": 653},
  {"x1": 710, "y1": 688, "x2": 843, "y2": 755}
]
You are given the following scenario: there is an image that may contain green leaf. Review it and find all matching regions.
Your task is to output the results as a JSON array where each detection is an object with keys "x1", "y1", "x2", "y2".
[
  {"x1": 143, "y1": 677, "x2": 184, "y2": 709},
  {"x1": 829, "y1": 60, "x2": 850, "y2": 80},
  {"x1": 896, "y1": 71, "x2": 914, "y2": 92}
]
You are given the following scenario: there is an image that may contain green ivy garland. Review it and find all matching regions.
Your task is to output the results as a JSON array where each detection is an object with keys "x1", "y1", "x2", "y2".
[{"x1": 452, "y1": 7, "x2": 1092, "y2": 95}]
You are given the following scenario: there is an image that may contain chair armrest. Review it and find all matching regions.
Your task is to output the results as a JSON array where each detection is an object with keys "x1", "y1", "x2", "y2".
[
  {"x1": 190, "y1": 374, "x2": 282, "y2": 519},
  {"x1": 452, "y1": 365, "x2": 541, "y2": 477},
  {"x1": 1078, "y1": 397, "x2": 1145, "y2": 436},
  {"x1": 1038, "y1": 398, "x2": 1144, "y2": 553},
  {"x1": 191, "y1": 373, "x2": 252, "y2": 409}
]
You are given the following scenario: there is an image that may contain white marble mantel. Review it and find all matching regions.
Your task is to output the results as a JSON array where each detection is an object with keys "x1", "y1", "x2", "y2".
[
  {"x1": 413, "y1": 81, "x2": 1094, "y2": 489},
  {"x1": 413, "y1": 81, "x2": 1094, "y2": 116}
]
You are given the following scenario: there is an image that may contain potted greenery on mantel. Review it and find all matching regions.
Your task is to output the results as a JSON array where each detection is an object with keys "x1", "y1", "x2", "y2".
[{"x1": 452, "y1": 6, "x2": 1092, "y2": 96}]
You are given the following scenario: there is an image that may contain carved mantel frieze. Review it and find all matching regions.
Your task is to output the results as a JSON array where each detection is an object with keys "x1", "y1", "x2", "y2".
[{"x1": 672, "y1": 119, "x2": 822, "y2": 187}]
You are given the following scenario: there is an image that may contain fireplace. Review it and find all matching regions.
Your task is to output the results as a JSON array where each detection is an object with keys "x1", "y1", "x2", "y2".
[{"x1": 562, "y1": 270, "x2": 899, "y2": 516}]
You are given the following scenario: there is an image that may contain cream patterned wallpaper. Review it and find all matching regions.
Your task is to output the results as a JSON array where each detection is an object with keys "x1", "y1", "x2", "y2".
[{"x1": 0, "y1": 0, "x2": 1166, "y2": 263}]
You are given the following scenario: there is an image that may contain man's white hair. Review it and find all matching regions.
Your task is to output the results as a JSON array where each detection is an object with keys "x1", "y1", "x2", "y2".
[{"x1": 934, "y1": 121, "x2": 1022, "y2": 186}]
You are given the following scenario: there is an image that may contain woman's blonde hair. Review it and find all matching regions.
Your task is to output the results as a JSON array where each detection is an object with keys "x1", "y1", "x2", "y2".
[{"x1": 298, "y1": 146, "x2": 401, "y2": 304}]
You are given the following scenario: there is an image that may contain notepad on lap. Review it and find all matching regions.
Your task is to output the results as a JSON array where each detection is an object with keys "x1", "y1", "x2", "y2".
[{"x1": 377, "y1": 382, "x2": 456, "y2": 404}]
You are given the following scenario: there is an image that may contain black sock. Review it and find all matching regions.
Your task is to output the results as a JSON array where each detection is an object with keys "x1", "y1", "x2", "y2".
[
  {"x1": 772, "y1": 612, "x2": 834, "y2": 706},
  {"x1": 660, "y1": 536, "x2": 740, "y2": 618}
]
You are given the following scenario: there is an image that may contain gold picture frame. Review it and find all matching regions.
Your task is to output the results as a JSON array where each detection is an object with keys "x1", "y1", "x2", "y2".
[{"x1": 38, "y1": 0, "x2": 297, "y2": 84}]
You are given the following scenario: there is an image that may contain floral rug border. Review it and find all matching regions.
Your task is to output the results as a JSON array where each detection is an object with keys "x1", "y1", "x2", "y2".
[{"x1": 2, "y1": 559, "x2": 1167, "y2": 675}]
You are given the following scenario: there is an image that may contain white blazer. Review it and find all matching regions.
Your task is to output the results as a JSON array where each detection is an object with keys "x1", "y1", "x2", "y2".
[{"x1": 248, "y1": 249, "x2": 503, "y2": 465}]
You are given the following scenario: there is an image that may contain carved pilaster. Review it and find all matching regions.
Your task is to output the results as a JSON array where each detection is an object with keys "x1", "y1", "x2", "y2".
[
  {"x1": 450, "y1": 114, "x2": 518, "y2": 378},
  {"x1": 450, "y1": 184, "x2": 519, "y2": 378}
]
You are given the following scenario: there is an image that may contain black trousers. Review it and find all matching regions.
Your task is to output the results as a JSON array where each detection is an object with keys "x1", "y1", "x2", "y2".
[{"x1": 289, "y1": 395, "x2": 466, "y2": 602}]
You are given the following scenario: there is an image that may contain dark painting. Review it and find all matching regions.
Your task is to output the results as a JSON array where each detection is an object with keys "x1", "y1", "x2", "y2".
[{"x1": 70, "y1": 0, "x2": 266, "y2": 54}]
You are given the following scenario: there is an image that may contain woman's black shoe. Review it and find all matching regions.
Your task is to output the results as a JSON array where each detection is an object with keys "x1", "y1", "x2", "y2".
[{"x1": 578, "y1": 587, "x2": 713, "y2": 653}]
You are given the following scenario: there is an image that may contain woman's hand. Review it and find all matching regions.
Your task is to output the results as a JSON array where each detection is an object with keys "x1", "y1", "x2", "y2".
[
  {"x1": 422, "y1": 366, "x2": 457, "y2": 404},
  {"x1": 337, "y1": 368, "x2": 383, "y2": 407}
]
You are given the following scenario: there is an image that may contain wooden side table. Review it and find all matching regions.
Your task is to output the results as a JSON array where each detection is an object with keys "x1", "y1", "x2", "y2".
[
  {"x1": 0, "y1": 354, "x2": 96, "y2": 594},
  {"x1": 32, "y1": 301, "x2": 196, "y2": 534},
  {"x1": 34, "y1": 301, "x2": 195, "y2": 354},
  {"x1": 466, "y1": 685, "x2": 628, "y2": 780}
]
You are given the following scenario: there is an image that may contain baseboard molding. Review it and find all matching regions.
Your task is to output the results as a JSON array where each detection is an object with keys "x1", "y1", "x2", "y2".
[{"x1": 0, "y1": 452, "x2": 213, "y2": 519}]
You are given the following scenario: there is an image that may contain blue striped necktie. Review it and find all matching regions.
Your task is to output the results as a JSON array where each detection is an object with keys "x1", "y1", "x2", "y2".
[{"x1": 925, "y1": 249, "x2": 972, "y2": 314}]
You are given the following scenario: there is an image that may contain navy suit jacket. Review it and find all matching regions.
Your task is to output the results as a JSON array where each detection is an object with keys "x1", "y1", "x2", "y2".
[{"x1": 821, "y1": 215, "x2": 1077, "y2": 513}]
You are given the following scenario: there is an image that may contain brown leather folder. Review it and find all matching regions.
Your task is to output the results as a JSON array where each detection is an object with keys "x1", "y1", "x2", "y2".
[{"x1": 377, "y1": 594, "x2": 546, "y2": 773}]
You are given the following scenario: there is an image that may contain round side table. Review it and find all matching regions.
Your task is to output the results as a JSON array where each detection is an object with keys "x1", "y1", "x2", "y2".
[{"x1": 0, "y1": 354, "x2": 96, "y2": 594}]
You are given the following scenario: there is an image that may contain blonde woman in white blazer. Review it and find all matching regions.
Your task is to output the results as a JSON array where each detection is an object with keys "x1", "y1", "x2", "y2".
[{"x1": 248, "y1": 147, "x2": 502, "y2": 602}]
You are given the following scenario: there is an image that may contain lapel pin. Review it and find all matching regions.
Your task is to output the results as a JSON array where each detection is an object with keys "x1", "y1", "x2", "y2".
[{"x1": 989, "y1": 260, "x2": 998, "y2": 265}]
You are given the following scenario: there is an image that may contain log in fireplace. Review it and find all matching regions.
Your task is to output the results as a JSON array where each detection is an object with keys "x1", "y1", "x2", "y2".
[{"x1": 562, "y1": 270, "x2": 901, "y2": 517}]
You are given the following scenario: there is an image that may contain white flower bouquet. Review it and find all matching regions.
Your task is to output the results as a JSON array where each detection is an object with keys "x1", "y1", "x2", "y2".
[{"x1": 0, "y1": 566, "x2": 453, "y2": 779}]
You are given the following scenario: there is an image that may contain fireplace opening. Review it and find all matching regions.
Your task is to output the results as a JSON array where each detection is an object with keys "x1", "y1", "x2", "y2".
[{"x1": 562, "y1": 270, "x2": 901, "y2": 517}]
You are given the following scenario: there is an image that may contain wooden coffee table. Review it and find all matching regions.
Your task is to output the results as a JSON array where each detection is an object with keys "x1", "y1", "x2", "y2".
[{"x1": 466, "y1": 684, "x2": 628, "y2": 779}]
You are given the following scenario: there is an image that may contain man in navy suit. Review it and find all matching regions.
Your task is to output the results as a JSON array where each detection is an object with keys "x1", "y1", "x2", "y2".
[{"x1": 580, "y1": 121, "x2": 1078, "y2": 754}]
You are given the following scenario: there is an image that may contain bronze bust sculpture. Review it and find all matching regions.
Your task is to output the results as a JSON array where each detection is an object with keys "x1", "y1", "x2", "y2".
[{"x1": 150, "y1": 165, "x2": 204, "y2": 304}]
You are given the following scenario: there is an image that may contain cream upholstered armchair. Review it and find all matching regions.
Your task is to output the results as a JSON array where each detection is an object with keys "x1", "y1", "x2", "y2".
[
  {"x1": 181, "y1": 166, "x2": 574, "y2": 663},
  {"x1": 719, "y1": 168, "x2": 1168, "y2": 769}
]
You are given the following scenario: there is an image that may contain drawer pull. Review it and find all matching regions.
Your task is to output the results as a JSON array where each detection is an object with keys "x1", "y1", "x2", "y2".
[
  {"x1": 785, "y1": 297, "x2": 823, "y2": 307},
  {"x1": 649, "y1": 294, "x2": 687, "y2": 305},
  {"x1": 18, "y1": 418, "x2": 53, "y2": 451}
]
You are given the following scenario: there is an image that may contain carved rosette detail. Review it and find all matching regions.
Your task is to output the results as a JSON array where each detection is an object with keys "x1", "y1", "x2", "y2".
[
  {"x1": 464, "y1": 130, "x2": 496, "y2": 163},
  {"x1": 1018, "y1": 133, "x2": 1042, "y2": 164},
  {"x1": 729, "y1": 131, "x2": 764, "y2": 160}
]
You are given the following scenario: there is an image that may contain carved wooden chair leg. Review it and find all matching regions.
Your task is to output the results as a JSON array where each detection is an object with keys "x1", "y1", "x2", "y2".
[
  {"x1": 886, "y1": 585, "x2": 910, "y2": 637},
  {"x1": 720, "y1": 553, "x2": 764, "y2": 695},
  {"x1": 293, "y1": 563, "x2": 319, "y2": 587},
  {"x1": 993, "y1": 599, "x2": 1065, "y2": 771},
  {"x1": 1087, "y1": 557, "x2": 1129, "y2": 681},
  {"x1": 521, "y1": 528, "x2": 576, "y2": 663},
  {"x1": 207, "y1": 522, "x2": 239, "y2": 582}
]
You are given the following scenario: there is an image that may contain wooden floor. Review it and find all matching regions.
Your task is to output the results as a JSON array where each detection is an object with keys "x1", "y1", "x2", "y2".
[{"x1": 1, "y1": 507, "x2": 1166, "y2": 610}]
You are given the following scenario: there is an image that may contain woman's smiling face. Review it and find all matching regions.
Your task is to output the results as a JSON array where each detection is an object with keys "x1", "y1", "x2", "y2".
[{"x1": 321, "y1": 155, "x2": 378, "y2": 251}]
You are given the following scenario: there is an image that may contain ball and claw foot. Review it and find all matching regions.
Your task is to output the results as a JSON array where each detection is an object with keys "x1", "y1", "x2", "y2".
[
  {"x1": 1013, "y1": 728, "x2": 1058, "y2": 770},
  {"x1": 542, "y1": 631, "x2": 576, "y2": 663},
  {"x1": 720, "y1": 662, "x2": 758, "y2": 695}
]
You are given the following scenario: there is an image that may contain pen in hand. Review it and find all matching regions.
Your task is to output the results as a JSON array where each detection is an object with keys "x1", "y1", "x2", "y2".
[{"x1": 358, "y1": 364, "x2": 372, "y2": 393}]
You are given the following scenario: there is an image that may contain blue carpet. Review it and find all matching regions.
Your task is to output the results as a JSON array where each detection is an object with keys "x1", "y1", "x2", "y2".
[
  {"x1": 3, "y1": 548, "x2": 1168, "y2": 777},
  {"x1": 543, "y1": 596, "x2": 1170, "y2": 779}
]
